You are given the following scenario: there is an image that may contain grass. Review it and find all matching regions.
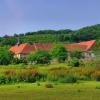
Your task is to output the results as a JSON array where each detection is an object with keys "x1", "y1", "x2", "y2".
[
  {"x1": 0, "y1": 64, "x2": 99, "y2": 100},
  {"x1": 0, "y1": 63, "x2": 68, "y2": 74},
  {"x1": 0, "y1": 81, "x2": 99, "y2": 100}
]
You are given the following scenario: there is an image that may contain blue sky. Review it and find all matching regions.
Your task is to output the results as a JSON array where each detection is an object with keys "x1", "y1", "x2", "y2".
[{"x1": 0, "y1": 0, "x2": 100, "y2": 36}]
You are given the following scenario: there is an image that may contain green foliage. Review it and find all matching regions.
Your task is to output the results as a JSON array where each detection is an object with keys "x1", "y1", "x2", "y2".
[
  {"x1": 2, "y1": 68, "x2": 43, "y2": 84},
  {"x1": 0, "y1": 47, "x2": 14, "y2": 65},
  {"x1": 0, "y1": 62, "x2": 100, "y2": 84},
  {"x1": 36, "y1": 82, "x2": 41, "y2": 86},
  {"x1": 91, "y1": 71, "x2": 100, "y2": 81},
  {"x1": 12, "y1": 58, "x2": 27, "y2": 64},
  {"x1": 17, "y1": 68, "x2": 42, "y2": 83},
  {"x1": 70, "y1": 50, "x2": 84, "y2": 59},
  {"x1": 51, "y1": 45, "x2": 68, "y2": 62},
  {"x1": 48, "y1": 67, "x2": 77, "y2": 83},
  {"x1": 0, "y1": 24, "x2": 100, "y2": 46},
  {"x1": 45, "y1": 83, "x2": 54, "y2": 88},
  {"x1": 68, "y1": 58, "x2": 80, "y2": 67},
  {"x1": 0, "y1": 76, "x2": 6, "y2": 84},
  {"x1": 58, "y1": 74, "x2": 77, "y2": 83},
  {"x1": 28, "y1": 50, "x2": 51, "y2": 64},
  {"x1": 96, "y1": 86, "x2": 100, "y2": 89}
]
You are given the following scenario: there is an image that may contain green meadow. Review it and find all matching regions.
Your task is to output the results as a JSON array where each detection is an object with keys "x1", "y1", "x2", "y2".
[
  {"x1": 0, "y1": 81, "x2": 99, "y2": 100},
  {"x1": 0, "y1": 63, "x2": 99, "y2": 100}
]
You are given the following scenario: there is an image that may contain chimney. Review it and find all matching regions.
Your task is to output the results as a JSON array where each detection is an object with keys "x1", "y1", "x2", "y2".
[{"x1": 16, "y1": 36, "x2": 20, "y2": 46}]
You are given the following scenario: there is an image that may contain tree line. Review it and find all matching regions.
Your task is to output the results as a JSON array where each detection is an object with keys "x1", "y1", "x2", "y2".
[
  {"x1": 0, "y1": 46, "x2": 83, "y2": 67},
  {"x1": 0, "y1": 24, "x2": 100, "y2": 46}
]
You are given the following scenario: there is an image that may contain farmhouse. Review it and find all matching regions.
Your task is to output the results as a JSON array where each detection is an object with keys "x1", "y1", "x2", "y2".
[
  {"x1": 10, "y1": 43, "x2": 54, "y2": 59},
  {"x1": 65, "y1": 40, "x2": 96, "y2": 59},
  {"x1": 10, "y1": 40, "x2": 96, "y2": 59}
]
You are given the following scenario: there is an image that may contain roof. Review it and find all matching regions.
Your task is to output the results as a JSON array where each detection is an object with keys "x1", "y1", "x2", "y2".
[
  {"x1": 64, "y1": 40, "x2": 96, "y2": 52},
  {"x1": 10, "y1": 43, "x2": 54, "y2": 54},
  {"x1": 10, "y1": 40, "x2": 96, "y2": 54}
]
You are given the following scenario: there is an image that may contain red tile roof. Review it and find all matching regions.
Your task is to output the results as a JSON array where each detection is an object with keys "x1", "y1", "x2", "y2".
[
  {"x1": 10, "y1": 43, "x2": 54, "y2": 54},
  {"x1": 10, "y1": 40, "x2": 96, "y2": 55},
  {"x1": 64, "y1": 40, "x2": 96, "y2": 52}
]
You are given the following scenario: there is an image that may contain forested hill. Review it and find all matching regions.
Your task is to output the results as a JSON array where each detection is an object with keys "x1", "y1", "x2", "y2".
[{"x1": 0, "y1": 24, "x2": 100, "y2": 46}]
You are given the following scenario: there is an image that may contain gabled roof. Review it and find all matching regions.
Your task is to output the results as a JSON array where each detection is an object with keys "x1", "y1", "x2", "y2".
[
  {"x1": 10, "y1": 40, "x2": 96, "y2": 54},
  {"x1": 10, "y1": 43, "x2": 54, "y2": 54},
  {"x1": 64, "y1": 40, "x2": 96, "y2": 52}
]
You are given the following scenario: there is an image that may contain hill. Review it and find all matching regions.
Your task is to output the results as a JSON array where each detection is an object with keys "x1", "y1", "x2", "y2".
[{"x1": 0, "y1": 24, "x2": 100, "y2": 46}]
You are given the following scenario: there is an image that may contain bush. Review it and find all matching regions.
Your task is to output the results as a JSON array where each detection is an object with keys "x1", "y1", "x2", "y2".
[
  {"x1": 68, "y1": 58, "x2": 80, "y2": 67},
  {"x1": 0, "y1": 47, "x2": 14, "y2": 65},
  {"x1": 28, "y1": 50, "x2": 51, "y2": 64},
  {"x1": 91, "y1": 71, "x2": 100, "y2": 81},
  {"x1": 45, "y1": 83, "x2": 54, "y2": 88},
  {"x1": 0, "y1": 76, "x2": 6, "y2": 84},
  {"x1": 36, "y1": 82, "x2": 41, "y2": 86},
  {"x1": 51, "y1": 46, "x2": 68, "y2": 63},
  {"x1": 12, "y1": 58, "x2": 27, "y2": 64},
  {"x1": 3, "y1": 68, "x2": 43, "y2": 83},
  {"x1": 58, "y1": 74, "x2": 77, "y2": 83},
  {"x1": 48, "y1": 67, "x2": 69, "y2": 82},
  {"x1": 18, "y1": 68, "x2": 43, "y2": 83},
  {"x1": 96, "y1": 86, "x2": 100, "y2": 89},
  {"x1": 70, "y1": 50, "x2": 84, "y2": 59},
  {"x1": 3, "y1": 69, "x2": 20, "y2": 83},
  {"x1": 3, "y1": 69, "x2": 16, "y2": 76},
  {"x1": 48, "y1": 67, "x2": 77, "y2": 83}
]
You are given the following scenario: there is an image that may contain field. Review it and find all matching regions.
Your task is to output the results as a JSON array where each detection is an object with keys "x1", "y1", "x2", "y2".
[
  {"x1": 0, "y1": 81, "x2": 99, "y2": 100},
  {"x1": 0, "y1": 63, "x2": 99, "y2": 100}
]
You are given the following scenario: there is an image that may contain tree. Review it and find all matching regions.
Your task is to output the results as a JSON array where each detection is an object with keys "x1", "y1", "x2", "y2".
[
  {"x1": 0, "y1": 47, "x2": 14, "y2": 65},
  {"x1": 51, "y1": 45, "x2": 68, "y2": 62},
  {"x1": 28, "y1": 50, "x2": 51, "y2": 64}
]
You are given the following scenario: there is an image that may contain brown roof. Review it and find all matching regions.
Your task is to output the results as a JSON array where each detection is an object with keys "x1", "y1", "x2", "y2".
[{"x1": 64, "y1": 40, "x2": 96, "y2": 52}]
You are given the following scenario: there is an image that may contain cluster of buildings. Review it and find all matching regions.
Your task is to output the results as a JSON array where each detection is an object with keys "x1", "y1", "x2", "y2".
[{"x1": 10, "y1": 40, "x2": 96, "y2": 59}]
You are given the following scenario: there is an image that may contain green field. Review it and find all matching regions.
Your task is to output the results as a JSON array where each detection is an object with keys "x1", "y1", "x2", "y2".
[{"x1": 0, "y1": 81, "x2": 99, "y2": 100}]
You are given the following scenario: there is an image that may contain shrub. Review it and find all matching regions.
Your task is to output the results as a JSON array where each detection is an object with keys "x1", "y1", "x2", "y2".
[
  {"x1": 68, "y1": 58, "x2": 80, "y2": 67},
  {"x1": 45, "y1": 83, "x2": 54, "y2": 88},
  {"x1": 91, "y1": 71, "x2": 100, "y2": 81},
  {"x1": 12, "y1": 58, "x2": 27, "y2": 64},
  {"x1": 70, "y1": 49, "x2": 84, "y2": 59},
  {"x1": 36, "y1": 82, "x2": 41, "y2": 86},
  {"x1": 77, "y1": 89, "x2": 82, "y2": 92},
  {"x1": 18, "y1": 68, "x2": 43, "y2": 83},
  {"x1": 1, "y1": 68, "x2": 44, "y2": 84},
  {"x1": 3, "y1": 69, "x2": 20, "y2": 83},
  {"x1": 48, "y1": 67, "x2": 77, "y2": 83},
  {"x1": 0, "y1": 47, "x2": 14, "y2": 65},
  {"x1": 50, "y1": 46, "x2": 68, "y2": 63},
  {"x1": 58, "y1": 74, "x2": 77, "y2": 83},
  {"x1": 96, "y1": 86, "x2": 100, "y2": 89},
  {"x1": 3, "y1": 69, "x2": 16, "y2": 76},
  {"x1": 17, "y1": 86, "x2": 21, "y2": 88},
  {"x1": 0, "y1": 76, "x2": 6, "y2": 84},
  {"x1": 28, "y1": 50, "x2": 51, "y2": 64},
  {"x1": 48, "y1": 67, "x2": 69, "y2": 82}
]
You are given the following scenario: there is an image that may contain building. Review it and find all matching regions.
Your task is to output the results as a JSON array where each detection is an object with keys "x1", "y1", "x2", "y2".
[
  {"x1": 10, "y1": 40, "x2": 96, "y2": 59},
  {"x1": 65, "y1": 40, "x2": 96, "y2": 59},
  {"x1": 9, "y1": 43, "x2": 54, "y2": 59}
]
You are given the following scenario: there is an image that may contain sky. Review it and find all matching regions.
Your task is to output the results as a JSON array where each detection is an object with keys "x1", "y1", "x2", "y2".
[{"x1": 0, "y1": 0, "x2": 100, "y2": 36}]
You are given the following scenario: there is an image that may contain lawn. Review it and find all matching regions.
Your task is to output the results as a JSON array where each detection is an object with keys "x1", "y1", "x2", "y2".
[{"x1": 0, "y1": 81, "x2": 99, "y2": 100}]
